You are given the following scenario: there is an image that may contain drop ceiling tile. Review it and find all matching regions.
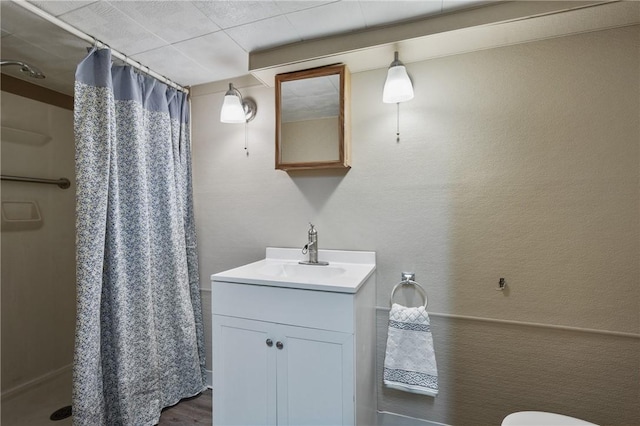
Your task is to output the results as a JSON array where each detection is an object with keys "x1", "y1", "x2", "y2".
[
  {"x1": 193, "y1": 0, "x2": 283, "y2": 29},
  {"x1": 358, "y1": 0, "x2": 443, "y2": 28},
  {"x1": 274, "y1": 1, "x2": 336, "y2": 14},
  {"x1": 171, "y1": 32, "x2": 248, "y2": 83},
  {"x1": 225, "y1": 15, "x2": 301, "y2": 52},
  {"x1": 60, "y1": 1, "x2": 167, "y2": 55},
  {"x1": 1, "y1": 2, "x2": 89, "y2": 61},
  {"x1": 131, "y1": 45, "x2": 211, "y2": 87},
  {"x1": 1, "y1": 1, "x2": 42, "y2": 36},
  {"x1": 287, "y1": 1, "x2": 366, "y2": 41},
  {"x1": 1, "y1": 29, "x2": 11, "y2": 38},
  {"x1": 29, "y1": 1, "x2": 97, "y2": 17},
  {"x1": 109, "y1": 1, "x2": 220, "y2": 44}
]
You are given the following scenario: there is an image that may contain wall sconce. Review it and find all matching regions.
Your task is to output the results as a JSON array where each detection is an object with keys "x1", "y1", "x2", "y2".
[
  {"x1": 382, "y1": 51, "x2": 413, "y2": 141},
  {"x1": 383, "y1": 51, "x2": 414, "y2": 104},
  {"x1": 220, "y1": 83, "x2": 257, "y2": 123}
]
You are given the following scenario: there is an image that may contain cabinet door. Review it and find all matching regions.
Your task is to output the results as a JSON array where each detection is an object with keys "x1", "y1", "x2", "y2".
[
  {"x1": 213, "y1": 316, "x2": 277, "y2": 426},
  {"x1": 276, "y1": 325, "x2": 354, "y2": 426}
]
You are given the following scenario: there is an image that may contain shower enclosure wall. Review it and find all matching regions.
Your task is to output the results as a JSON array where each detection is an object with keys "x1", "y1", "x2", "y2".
[{"x1": 1, "y1": 88, "x2": 76, "y2": 424}]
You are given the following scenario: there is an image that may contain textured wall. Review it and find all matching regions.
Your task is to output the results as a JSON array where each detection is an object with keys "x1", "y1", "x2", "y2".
[
  {"x1": 1, "y1": 92, "x2": 76, "y2": 393},
  {"x1": 376, "y1": 311, "x2": 639, "y2": 425},
  {"x1": 191, "y1": 26, "x2": 639, "y2": 424}
]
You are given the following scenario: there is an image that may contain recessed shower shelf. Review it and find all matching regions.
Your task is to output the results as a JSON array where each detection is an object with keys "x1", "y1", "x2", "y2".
[
  {"x1": 1, "y1": 200, "x2": 43, "y2": 231},
  {"x1": 1, "y1": 126, "x2": 51, "y2": 145}
]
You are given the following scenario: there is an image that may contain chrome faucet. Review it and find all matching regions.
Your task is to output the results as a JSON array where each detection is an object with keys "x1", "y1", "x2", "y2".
[{"x1": 300, "y1": 223, "x2": 329, "y2": 265}]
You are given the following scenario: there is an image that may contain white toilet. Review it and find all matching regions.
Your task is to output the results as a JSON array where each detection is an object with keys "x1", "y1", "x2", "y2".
[{"x1": 502, "y1": 411, "x2": 598, "y2": 426}]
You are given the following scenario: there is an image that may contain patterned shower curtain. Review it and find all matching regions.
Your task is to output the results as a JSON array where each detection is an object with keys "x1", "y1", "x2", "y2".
[{"x1": 73, "y1": 48, "x2": 206, "y2": 425}]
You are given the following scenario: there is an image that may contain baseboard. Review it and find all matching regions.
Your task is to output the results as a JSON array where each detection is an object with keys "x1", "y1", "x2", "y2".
[
  {"x1": 377, "y1": 411, "x2": 450, "y2": 426},
  {"x1": 1, "y1": 363, "x2": 72, "y2": 401}
]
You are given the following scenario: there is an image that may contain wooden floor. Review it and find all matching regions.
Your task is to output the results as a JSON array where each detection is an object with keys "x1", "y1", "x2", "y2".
[{"x1": 157, "y1": 389, "x2": 212, "y2": 426}]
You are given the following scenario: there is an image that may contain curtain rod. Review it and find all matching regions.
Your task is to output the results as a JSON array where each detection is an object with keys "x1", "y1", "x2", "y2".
[{"x1": 11, "y1": 0, "x2": 189, "y2": 94}]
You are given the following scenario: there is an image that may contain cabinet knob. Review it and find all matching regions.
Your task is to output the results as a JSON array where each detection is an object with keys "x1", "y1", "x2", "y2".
[
  {"x1": 276, "y1": 341, "x2": 284, "y2": 350},
  {"x1": 266, "y1": 339, "x2": 273, "y2": 347}
]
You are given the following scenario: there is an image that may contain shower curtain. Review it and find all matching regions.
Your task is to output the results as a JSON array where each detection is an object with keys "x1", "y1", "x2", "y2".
[{"x1": 73, "y1": 48, "x2": 206, "y2": 425}]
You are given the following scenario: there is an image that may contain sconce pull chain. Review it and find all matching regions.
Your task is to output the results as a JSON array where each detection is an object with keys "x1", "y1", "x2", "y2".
[
  {"x1": 244, "y1": 122, "x2": 249, "y2": 156},
  {"x1": 396, "y1": 103, "x2": 400, "y2": 142}
]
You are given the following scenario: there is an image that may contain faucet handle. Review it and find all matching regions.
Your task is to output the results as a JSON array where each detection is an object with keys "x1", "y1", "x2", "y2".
[{"x1": 308, "y1": 222, "x2": 317, "y2": 235}]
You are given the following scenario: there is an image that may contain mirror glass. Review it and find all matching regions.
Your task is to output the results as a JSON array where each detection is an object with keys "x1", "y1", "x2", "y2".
[{"x1": 276, "y1": 65, "x2": 350, "y2": 171}]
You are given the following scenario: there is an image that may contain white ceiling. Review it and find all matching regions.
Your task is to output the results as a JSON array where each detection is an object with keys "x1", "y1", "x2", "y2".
[
  {"x1": 1, "y1": 1, "x2": 638, "y2": 96},
  {"x1": 0, "y1": 0, "x2": 490, "y2": 95}
]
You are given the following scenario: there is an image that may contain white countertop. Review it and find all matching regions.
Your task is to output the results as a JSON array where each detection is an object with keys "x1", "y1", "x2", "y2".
[{"x1": 211, "y1": 247, "x2": 376, "y2": 293}]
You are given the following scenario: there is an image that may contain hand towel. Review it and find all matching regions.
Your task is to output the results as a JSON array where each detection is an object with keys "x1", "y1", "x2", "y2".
[{"x1": 383, "y1": 303, "x2": 438, "y2": 396}]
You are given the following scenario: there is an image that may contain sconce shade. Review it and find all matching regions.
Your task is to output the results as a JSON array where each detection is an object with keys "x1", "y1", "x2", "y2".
[
  {"x1": 383, "y1": 52, "x2": 414, "y2": 103},
  {"x1": 220, "y1": 93, "x2": 246, "y2": 123},
  {"x1": 220, "y1": 83, "x2": 257, "y2": 123}
]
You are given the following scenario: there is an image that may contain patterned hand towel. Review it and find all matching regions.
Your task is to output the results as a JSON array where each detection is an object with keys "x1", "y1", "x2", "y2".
[{"x1": 383, "y1": 303, "x2": 438, "y2": 396}]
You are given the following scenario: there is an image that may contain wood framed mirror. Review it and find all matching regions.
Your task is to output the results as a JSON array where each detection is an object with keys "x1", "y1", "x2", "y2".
[{"x1": 275, "y1": 64, "x2": 351, "y2": 171}]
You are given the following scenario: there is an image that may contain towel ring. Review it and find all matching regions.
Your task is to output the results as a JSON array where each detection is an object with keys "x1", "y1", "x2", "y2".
[{"x1": 390, "y1": 272, "x2": 428, "y2": 308}]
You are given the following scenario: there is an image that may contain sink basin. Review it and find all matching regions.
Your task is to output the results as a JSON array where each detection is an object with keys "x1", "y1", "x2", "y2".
[{"x1": 212, "y1": 247, "x2": 376, "y2": 293}]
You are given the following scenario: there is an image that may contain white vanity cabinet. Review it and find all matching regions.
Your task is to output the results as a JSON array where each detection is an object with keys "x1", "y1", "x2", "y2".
[{"x1": 211, "y1": 248, "x2": 376, "y2": 426}]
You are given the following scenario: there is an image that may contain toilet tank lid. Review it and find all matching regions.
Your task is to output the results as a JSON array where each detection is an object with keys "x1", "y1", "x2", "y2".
[{"x1": 501, "y1": 411, "x2": 598, "y2": 426}]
